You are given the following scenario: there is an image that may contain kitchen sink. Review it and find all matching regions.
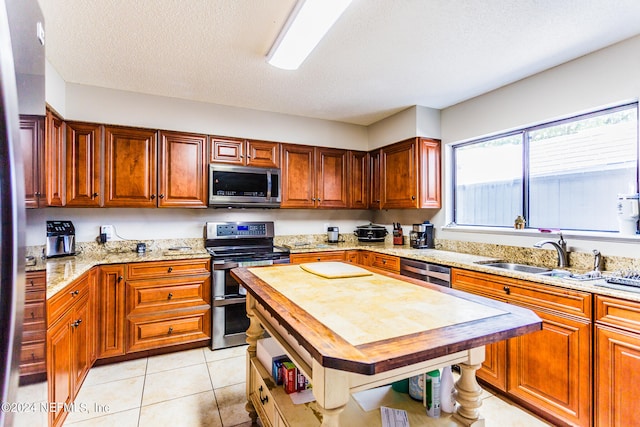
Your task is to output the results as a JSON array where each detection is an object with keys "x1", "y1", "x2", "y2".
[{"x1": 480, "y1": 262, "x2": 551, "y2": 274}]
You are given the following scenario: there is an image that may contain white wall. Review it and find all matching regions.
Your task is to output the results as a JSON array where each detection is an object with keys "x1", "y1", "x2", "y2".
[
  {"x1": 435, "y1": 34, "x2": 640, "y2": 257},
  {"x1": 367, "y1": 106, "x2": 441, "y2": 149}
]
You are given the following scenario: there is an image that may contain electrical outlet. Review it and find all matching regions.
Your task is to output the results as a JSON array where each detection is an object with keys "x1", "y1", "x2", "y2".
[{"x1": 100, "y1": 225, "x2": 114, "y2": 241}]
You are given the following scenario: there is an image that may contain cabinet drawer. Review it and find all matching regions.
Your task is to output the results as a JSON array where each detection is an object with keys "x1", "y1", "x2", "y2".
[
  {"x1": 25, "y1": 271, "x2": 46, "y2": 292},
  {"x1": 47, "y1": 272, "x2": 90, "y2": 324},
  {"x1": 370, "y1": 253, "x2": 400, "y2": 273},
  {"x1": 452, "y1": 268, "x2": 518, "y2": 300},
  {"x1": 127, "y1": 308, "x2": 210, "y2": 352},
  {"x1": 290, "y1": 251, "x2": 345, "y2": 264},
  {"x1": 595, "y1": 295, "x2": 640, "y2": 333},
  {"x1": 25, "y1": 289, "x2": 46, "y2": 303},
  {"x1": 23, "y1": 301, "x2": 46, "y2": 330},
  {"x1": 127, "y1": 276, "x2": 210, "y2": 315},
  {"x1": 250, "y1": 360, "x2": 276, "y2": 426},
  {"x1": 127, "y1": 259, "x2": 210, "y2": 280},
  {"x1": 20, "y1": 341, "x2": 45, "y2": 365}
]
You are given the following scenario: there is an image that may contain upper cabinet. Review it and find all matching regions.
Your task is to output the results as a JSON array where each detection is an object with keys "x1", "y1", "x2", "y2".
[
  {"x1": 104, "y1": 126, "x2": 157, "y2": 208},
  {"x1": 281, "y1": 144, "x2": 348, "y2": 208},
  {"x1": 373, "y1": 137, "x2": 441, "y2": 209},
  {"x1": 368, "y1": 149, "x2": 382, "y2": 210},
  {"x1": 20, "y1": 115, "x2": 45, "y2": 208},
  {"x1": 348, "y1": 150, "x2": 368, "y2": 209},
  {"x1": 210, "y1": 136, "x2": 279, "y2": 168},
  {"x1": 45, "y1": 109, "x2": 66, "y2": 207},
  {"x1": 65, "y1": 121, "x2": 103, "y2": 207},
  {"x1": 158, "y1": 131, "x2": 208, "y2": 208}
]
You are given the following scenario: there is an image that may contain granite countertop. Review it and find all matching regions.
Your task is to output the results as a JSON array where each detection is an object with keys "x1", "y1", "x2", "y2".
[
  {"x1": 28, "y1": 237, "x2": 640, "y2": 303},
  {"x1": 286, "y1": 241, "x2": 640, "y2": 303},
  {"x1": 27, "y1": 239, "x2": 210, "y2": 299}
]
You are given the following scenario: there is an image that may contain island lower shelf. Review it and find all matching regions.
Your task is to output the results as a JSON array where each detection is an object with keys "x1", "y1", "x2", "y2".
[{"x1": 249, "y1": 357, "x2": 468, "y2": 427}]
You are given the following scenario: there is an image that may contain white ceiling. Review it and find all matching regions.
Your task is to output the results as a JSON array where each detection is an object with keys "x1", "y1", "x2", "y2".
[{"x1": 38, "y1": 0, "x2": 640, "y2": 126}]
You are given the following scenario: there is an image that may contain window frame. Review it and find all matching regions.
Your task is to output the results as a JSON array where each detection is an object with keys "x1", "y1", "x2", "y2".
[{"x1": 452, "y1": 102, "x2": 639, "y2": 232}]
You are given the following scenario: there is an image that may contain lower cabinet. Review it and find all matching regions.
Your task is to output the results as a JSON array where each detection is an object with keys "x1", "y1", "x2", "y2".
[
  {"x1": 290, "y1": 251, "x2": 345, "y2": 263},
  {"x1": 20, "y1": 270, "x2": 47, "y2": 382},
  {"x1": 96, "y1": 264, "x2": 126, "y2": 358},
  {"x1": 452, "y1": 268, "x2": 592, "y2": 427},
  {"x1": 47, "y1": 271, "x2": 94, "y2": 427},
  {"x1": 595, "y1": 295, "x2": 640, "y2": 427}
]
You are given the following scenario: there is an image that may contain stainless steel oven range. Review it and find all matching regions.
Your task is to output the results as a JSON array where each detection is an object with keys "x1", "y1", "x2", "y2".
[{"x1": 205, "y1": 221, "x2": 289, "y2": 350}]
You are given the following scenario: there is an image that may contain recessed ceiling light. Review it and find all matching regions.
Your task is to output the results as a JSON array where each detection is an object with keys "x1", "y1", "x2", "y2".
[{"x1": 266, "y1": 0, "x2": 353, "y2": 70}]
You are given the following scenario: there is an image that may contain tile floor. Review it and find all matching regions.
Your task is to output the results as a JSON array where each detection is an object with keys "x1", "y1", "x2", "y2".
[{"x1": 14, "y1": 345, "x2": 552, "y2": 427}]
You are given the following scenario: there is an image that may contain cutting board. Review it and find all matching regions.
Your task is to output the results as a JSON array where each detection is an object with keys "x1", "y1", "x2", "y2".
[{"x1": 299, "y1": 262, "x2": 373, "y2": 279}]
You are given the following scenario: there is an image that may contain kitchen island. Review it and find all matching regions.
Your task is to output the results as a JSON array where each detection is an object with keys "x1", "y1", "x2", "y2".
[{"x1": 232, "y1": 263, "x2": 542, "y2": 427}]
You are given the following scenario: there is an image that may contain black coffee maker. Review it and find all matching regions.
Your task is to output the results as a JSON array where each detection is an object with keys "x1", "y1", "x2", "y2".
[{"x1": 409, "y1": 221, "x2": 434, "y2": 249}]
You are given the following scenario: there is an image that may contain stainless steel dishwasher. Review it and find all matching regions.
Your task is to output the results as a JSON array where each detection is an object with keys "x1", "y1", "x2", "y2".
[{"x1": 400, "y1": 258, "x2": 451, "y2": 287}]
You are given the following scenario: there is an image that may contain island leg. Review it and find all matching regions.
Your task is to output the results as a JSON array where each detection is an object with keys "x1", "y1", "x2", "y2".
[
  {"x1": 312, "y1": 360, "x2": 349, "y2": 427},
  {"x1": 245, "y1": 294, "x2": 264, "y2": 424},
  {"x1": 453, "y1": 346, "x2": 485, "y2": 427}
]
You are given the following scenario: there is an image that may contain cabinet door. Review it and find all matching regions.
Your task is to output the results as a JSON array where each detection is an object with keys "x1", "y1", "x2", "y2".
[
  {"x1": 20, "y1": 115, "x2": 44, "y2": 208},
  {"x1": 158, "y1": 131, "x2": 207, "y2": 207},
  {"x1": 281, "y1": 144, "x2": 315, "y2": 208},
  {"x1": 348, "y1": 150, "x2": 368, "y2": 209},
  {"x1": 419, "y1": 138, "x2": 441, "y2": 208},
  {"x1": 507, "y1": 308, "x2": 591, "y2": 427},
  {"x1": 345, "y1": 250, "x2": 359, "y2": 264},
  {"x1": 47, "y1": 311, "x2": 73, "y2": 427},
  {"x1": 45, "y1": 109, "x2": 66, "y2": 206},
  {"x1": 66, "y1": 121, "x2": 102, "y2": 207},
  {"x1": 369, "y1": 149, "x2": 381, "y2": 209},
  {"x1": 381, "y1": 139, "x2": 419, "y2": 209},
  {"x1": 316, "y1": 147, "x2": 348, "y2": 209},
  {"x1": 246, "y1": 140, "x2": 279, "y2": 168},
  {"x1": 596, "y1": 325, "x2": 640, "y2": 427},
  {"x1": 97, "y1": 265, "x2": 126, "y2": 358},
  {"x1": 290, "y1": 251, "x2": 345, "y2": 263},
  {"x1": 210, "y1": 136, "x2": 244, "y2": 164},
  {"x1": 104, "y1": 126, "x2": 157, "y2": 207},
  {"x1": 71, "y1": 295, "x2": 92, "y2": 396}
]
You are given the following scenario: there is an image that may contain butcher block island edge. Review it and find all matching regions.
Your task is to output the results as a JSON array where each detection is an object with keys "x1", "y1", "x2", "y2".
[{"x1": 232, "y1": 263, "x2": 542, "y2": 427}]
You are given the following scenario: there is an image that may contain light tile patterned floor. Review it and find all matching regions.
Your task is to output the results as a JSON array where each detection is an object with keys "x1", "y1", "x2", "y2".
[{"x1": 13, "y1": 345, "x2": 552, "y2": 427}]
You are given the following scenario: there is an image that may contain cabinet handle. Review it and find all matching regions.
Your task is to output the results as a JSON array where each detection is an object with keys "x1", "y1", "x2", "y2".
[
  {"x1": 503, "y1": 286, "x2": 510, "y2": 295},
  {"x1": 92, "y1": 192, "x2": 99, "y2": 198},
  {"x1": 150, "y1": 194, "x2": 156, "y2": 200},
  {"x1": 168, "y1": 326, "x2": 173, "y2": 334},
  {"x1": 70, "y1": 289, "x2": 80, "y2": 297},
  {"x1": 311, "y1": 198, "x2": 316, "y2": 201},
  {"x1": 316, "y1": 258, "x2": 321, "y2": 261},
  {"x1": 72, "y1": 319, "x2": 82, "y2": 328},
  {"x1": 168, "y1": 267, "x2": 173, "y2": 273},
  {"x1": 31, "y1": 352, "x2": 35, "y2": 360},
  {"x1": 259, "y1": 386, "x2": 268, "y2": 404},
  {"x1": 30, "y1": 311, "x2": 35, "y2": 318},
  {"x1": 29, "y1": 280, "x2": 34, "y2": 287},
  {"x1": 168, "y1": 292, "x2": 173, "y2": 300},
  {"x1": 118, "y1": 275, "x2": 123, "y2": 283},
  {"x1": 382, "y1": 259, "x2": 386, "y2": 264},
  {"x1": 159, "y1": 194, "x2": 165, "y2": 199},
  {"x1": 411, "y1": 195, "x2": 416, "y2": 200}
]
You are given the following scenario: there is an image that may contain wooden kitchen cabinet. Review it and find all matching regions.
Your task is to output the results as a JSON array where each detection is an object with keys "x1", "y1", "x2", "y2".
[
  {"x1": 374, "y1": 137, "x2": 441, "y2": 209},
  {"x1": 281, "y1": 143, "x2": 348, "y2": 208},
  {"x1": 290, "y1": 251, "x2": 345, "y2": 263},
  {"x1": 595, "y1": 295, "x2": 640, "y2": 427},
  {"x1": 47, "y1": 271, "x2": 94, "y2": 427},
  {"x1": 158, "y1": 130, "x2": 208, "y2": 207},
  {"x1": 210, "y1": 136, "x2": 279, "y2": 168},
  {"x1": 45, "y1": 109, "x2": 66, "y2": 206},
  {"x1": 20, "y1": 115, "x2": 45, "y2": 208},
  {"x1": 65, "y1": 121, "x2": 103, "y2": 207},
  {"x1": 96, "y1": 265, "x2": 127, "y2": 358},
  {"x1": 345, "y1": 250, "x2": 359, "y2": 264},
  {"x1": 369, "y1": 252, "x2": 400, "y2": 273},
  {"x1": 451, "y1": 268, "x2": 592, "y2": 427},
  {"x1": 125, "y1": 259, "x2": 211, "y2": 353},
  {"x1": 104, "y1": 126, "x2": 158, "y2": 207},
  {"x1": 348, "y1": 150, "x2": 368, "y2": 209},
  {"x1": 20, "y1": 270, "x2": 47, "y2": 382}
]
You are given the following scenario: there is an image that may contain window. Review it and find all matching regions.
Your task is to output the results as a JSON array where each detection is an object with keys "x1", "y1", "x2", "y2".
[{"x1": 453, "y1": 103, "x2": 639, "y2": 232}]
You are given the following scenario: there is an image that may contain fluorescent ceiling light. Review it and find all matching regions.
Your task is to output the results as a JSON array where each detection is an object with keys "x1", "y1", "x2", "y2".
[{"x1": 267, "y1": 0, "x2": 353, "y2": 70}]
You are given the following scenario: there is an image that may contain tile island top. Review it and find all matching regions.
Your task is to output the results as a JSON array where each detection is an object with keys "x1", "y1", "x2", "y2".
[{"x1": 232, "y1": 263, "x2": 541, "y2": 375}]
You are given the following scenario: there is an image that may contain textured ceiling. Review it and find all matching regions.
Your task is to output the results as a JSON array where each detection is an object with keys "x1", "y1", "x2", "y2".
[{"x1": 38, "y1": 0, "x2": 640, "y2": 126}]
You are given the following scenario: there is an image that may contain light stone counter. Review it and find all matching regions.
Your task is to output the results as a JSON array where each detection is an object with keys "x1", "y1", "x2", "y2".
[{"x1": 26, "y1": 238, "x2": 210, "y2": 299}]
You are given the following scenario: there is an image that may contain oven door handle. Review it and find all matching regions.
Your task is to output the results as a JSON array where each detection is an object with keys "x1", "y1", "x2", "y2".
[{"x1": 213, "y1": 297, "x2": 246, "y2": 307}]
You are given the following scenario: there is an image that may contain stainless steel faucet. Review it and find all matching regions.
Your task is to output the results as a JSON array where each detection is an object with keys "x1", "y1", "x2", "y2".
[
  {"x1": 534, "y1": 233, "x2": 569, "y2": 268},
  {"x1": 593, "y1": 249, "x2": 602, "y2": 273}
]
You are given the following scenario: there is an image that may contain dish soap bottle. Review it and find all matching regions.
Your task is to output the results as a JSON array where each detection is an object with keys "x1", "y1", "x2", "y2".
[
  {"x1": 440, "y1": 365, "x2": 456, "y2": 413},
  {"x1": 425, "y1": 369, "x2": 441, "y2": 417}
]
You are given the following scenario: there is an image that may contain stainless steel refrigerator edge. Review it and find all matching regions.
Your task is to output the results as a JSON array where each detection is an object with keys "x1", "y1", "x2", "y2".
[{"x1": 0, "y1": 0, "x2": 44, "y2": 425}]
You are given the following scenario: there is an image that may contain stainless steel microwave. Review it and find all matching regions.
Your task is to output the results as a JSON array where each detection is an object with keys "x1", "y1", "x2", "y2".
[{"x1": 208, "y1": 164, "x2": 281, "y2": 208}]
